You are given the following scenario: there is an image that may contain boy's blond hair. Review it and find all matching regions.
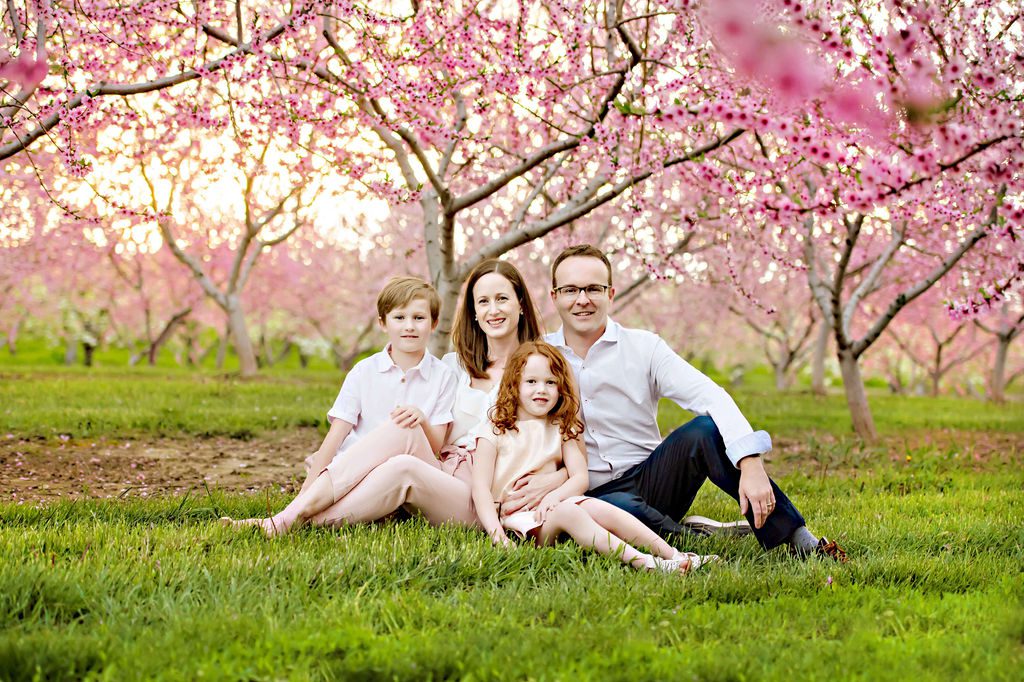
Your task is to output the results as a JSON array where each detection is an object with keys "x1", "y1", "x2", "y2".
[{"x1": 376, "y1": 276, "x2": 442, "y2": 322}]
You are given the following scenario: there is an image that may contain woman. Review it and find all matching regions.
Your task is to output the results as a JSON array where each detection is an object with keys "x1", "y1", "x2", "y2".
[
  {"x1": 435, "y1": 259, "x2": 542, "y2": 485},
  {"x1": 225, "y1": 259, "x2": 551, "y2": 533}
]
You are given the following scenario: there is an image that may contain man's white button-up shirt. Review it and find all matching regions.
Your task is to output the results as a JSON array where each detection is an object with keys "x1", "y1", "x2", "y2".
[
  {"x1": 327, "y1": 345, "x2": 457, "y2": 454},
  {"x1": 545, "y1": 320, "x2": 771, "y2": 488}
]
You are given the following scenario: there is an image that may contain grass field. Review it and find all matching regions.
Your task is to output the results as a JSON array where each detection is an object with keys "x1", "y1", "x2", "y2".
[
  {"x1": 1, "y1": 463, "x2": 1021, "y2": 681},
  {"x1": 1, "y1": 349, "x2": 1022, "y2": 680},
  {"x1": 3, "y1": 363, "x2": 1022, "y2": 441}
]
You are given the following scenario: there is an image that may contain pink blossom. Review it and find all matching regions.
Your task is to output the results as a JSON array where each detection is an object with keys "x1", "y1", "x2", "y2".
[{"x1": 0, "y1": 54, "x2": 48, "y2": 91}]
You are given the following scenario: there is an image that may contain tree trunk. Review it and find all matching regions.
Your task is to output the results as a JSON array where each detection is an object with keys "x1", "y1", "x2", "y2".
[
  {"x1": 148, "y1": 308, "x2": 192, "y2": 366},
  {"x1": 64, "y1": 338, "x2": 77, "y2": 365},
  {"x1": 216, "y1": 321, "x2": 230, "y2": 370},
  {"x1": 226, "y1": 297, "x2": 258, "y2": 377},
  {"x1": 198, "y1": 340, "x2": 218, "y2": 365},
  {"x1": 5, "y1": 316, "x2": 22, "y2": 354},
  {"x1": 774, "y1": 362, "x2": 791, "y2": 392},
  {"x1": 811, "y1": 322, "x2": 829, "y2": 396},
  {"x1": 990, "y1": 336, "x2": 1009, "y2": 403},
  {"x1": 430, "y1": 271, "x2": 463, "y2": 358},
  {"x1": 82, "y1": 342, "x2": 96, "y2": 367},
  {"x1": 838, "y1": 349, "x2": 877, "y2": 441},
  {"x1": 272, "y1": 340, "x2": 294, "y2": 365}
]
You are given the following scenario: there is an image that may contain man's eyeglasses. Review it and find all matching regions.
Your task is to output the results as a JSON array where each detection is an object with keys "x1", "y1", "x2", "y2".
[{"x1": 552, "y1": 284, "x2": 612, "y2": 299}]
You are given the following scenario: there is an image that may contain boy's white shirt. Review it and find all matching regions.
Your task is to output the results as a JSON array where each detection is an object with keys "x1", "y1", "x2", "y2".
[{"x1": 327, "y1": 344, "x2": 457, "y2": 455}]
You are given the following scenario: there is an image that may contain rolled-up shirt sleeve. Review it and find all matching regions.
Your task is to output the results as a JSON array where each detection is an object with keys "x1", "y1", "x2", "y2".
[
  {"x1": 650, "y1": 338, "x2": 771, "y2": 468},
  {"x1": 327, "y1": 364, "x2": 362, "y2": 424}
]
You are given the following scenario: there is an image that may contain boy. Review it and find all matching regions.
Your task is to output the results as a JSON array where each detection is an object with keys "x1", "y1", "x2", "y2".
[{"x1": 223, "y1": 275, "x2": 457, "y2": 536}]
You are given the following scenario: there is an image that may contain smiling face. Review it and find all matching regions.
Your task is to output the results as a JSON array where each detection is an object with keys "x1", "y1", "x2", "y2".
[
  {"x1": 551, "y1": 256, "x2": 614, "y2": 339},
  {"x1": 472, "y1": 272, "x2": 522, "y2": 343},
  {"x1": 517, "y1": 353, "x2": 560, "y2": 420},
  {"x1": 379, "y1": 297, "x2": 435, "y2": 357}
]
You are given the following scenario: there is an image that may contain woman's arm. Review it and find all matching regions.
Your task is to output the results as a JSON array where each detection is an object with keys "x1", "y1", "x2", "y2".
[
  {"x1": 470, "y1": 438, "x2": 511, "y2": 546},
  {"x1": 301, "y1": 419, "x2": 354, "y2": 491}
]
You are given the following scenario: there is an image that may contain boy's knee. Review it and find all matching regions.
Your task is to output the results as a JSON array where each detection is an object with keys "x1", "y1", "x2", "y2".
[{"x1": 376, "y1": 454, "x2": 422, "y2": 479}]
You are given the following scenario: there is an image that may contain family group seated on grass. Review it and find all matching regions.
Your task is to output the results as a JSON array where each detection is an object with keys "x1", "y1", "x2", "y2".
[{"x1": 223, "y1": 244, "x2": 846, "y2": 571}]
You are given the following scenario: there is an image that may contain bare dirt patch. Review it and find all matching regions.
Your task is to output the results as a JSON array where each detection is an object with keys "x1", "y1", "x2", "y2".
[
  {"x1": 1, "y1": 430, "x2": 322, "y2": 503},
  {"x1": 2, "y1": 428, "x2": 1020, "y2": 505}
]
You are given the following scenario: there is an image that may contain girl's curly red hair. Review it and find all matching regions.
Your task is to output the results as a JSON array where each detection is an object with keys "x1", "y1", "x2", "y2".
[{"x1": 489, "y1": 341, "x2": 584, "y2": 441}]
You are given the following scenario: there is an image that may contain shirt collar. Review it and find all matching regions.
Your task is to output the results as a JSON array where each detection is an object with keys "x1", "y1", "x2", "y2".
[
  {"x1": 598, "y1": 318, "x2": 621, "y2": 344},
  {"x1": 549, "y1": 318, "x2": 620, "y2": 353},
  {"x1": 375, "y1": 344, "x2": 432, "y2": 378}
]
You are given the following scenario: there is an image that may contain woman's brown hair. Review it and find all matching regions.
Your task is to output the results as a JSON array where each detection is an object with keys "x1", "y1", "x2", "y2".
[
  {"x1": 451, "y1": 259, "x2": 542, "y2": 379},
  {"x1": 489, "y1": 341, "x2": 583, "y2": 441}
]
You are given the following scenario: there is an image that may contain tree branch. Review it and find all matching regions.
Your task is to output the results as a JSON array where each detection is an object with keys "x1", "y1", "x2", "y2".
[
  {"x1": 0, "y1": 14, "x2": 294, "y2": 161},
  {"x1": 507, "y1": 155, "x2": 568, "y2": 232},
  {"x1": 448, "y1": 19, "x2": 645, "y2": 214},
  {"x1": 0, "y1": 1, "x2": 48, "y2": 125},
  {"x1": 843, "y1": 219, "x2": 905, "y2": 333},
  {"x1": 851, "y1": 188, "x2": 1006, "y2": 357},
  {"x1": 6, "y1": 0, "x2": 23, "y2": 43},
  {"x1": 235, "y1": 0, "x2": 244, "y2": 43},
  {"x1": 466, "y1": 128, "x2": 744, "y2": 270},
  {"x1": 438, "y1": 89, "x2": 467, "y2": 179},
  {"x1": 141, "y1": 164, "x2": 227, "y2": 309},
  {"x1": 612, "y1": 233, "x2": 697, "y2": 313}
]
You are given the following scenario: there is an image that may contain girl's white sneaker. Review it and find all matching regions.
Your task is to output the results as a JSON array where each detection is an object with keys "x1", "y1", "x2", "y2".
[{"x1": 652, "y1": 552, "x2": 720, "y2": 574}]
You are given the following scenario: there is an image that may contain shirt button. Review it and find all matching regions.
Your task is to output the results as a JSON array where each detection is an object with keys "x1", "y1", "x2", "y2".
[{"x1": 400, "y1": 377, "x2": 406, "y2": 383}]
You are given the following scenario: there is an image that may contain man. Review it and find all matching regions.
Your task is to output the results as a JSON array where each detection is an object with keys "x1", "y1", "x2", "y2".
[{"x1": 541, "y1": 244, "x2": 843, "y2": 558}]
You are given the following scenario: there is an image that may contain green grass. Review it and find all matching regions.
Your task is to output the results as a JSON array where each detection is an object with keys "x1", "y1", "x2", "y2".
[
  {"x1": 3, "y1": 336, "x2": 1020, "y2": 440},
  {"x1": 2, "y1": 350, "x2": 1022, "y2": 679},
  {"x1": 0, "y1": 335, "x2": 340, "y2": 373},
  {"x1": 3, "y1": 364, "x2": 1021, "y2": 440},
  {"x1": 1, "y1": 459, "x2": 1022, "y2": 681},
  {"x1": 0, "y1": 367, "x2": 339, "y2": 439}
]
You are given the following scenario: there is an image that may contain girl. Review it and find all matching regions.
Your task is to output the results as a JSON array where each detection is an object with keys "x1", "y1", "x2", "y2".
[{"x1": 471, "y1": 341, "x2": 717, "y2": 574}]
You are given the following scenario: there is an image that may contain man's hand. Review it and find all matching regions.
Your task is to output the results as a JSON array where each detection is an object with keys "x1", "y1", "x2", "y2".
[
  {"x1": 502, "y1": 470, "x2": 568, "y2": 515},
  {"x1": 390, "y1": 405, "x2": 426, "y2": 429},
  {"x1": 738, "y1": 455, "x2": 776, "y2": 529}
]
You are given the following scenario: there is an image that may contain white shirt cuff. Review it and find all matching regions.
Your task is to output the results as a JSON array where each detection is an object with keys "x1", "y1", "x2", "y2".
[
  {"x1": 428, "y1": 410, "x2": 455, "y2": 426},
  {"x1": 327, "y1": 409, "x2": 358, "y2": 424},
  {"x1": 725, "y1": 430, "x2": 772, "y2": 468}
]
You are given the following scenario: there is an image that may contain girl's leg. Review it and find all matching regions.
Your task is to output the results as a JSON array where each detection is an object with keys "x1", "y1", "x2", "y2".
[
  {"x1": 577, "y1": 498, "x2": 681, "y2": 562},
  {"x1": 225, "y1": 421, "x2": 439, "y2": 536},
  {"x1": 536, "y1": 501, "x2": 657, "y2": 570},
  {"x1": 309, "y1": 455, "x2": 480, "y2": 528}
]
